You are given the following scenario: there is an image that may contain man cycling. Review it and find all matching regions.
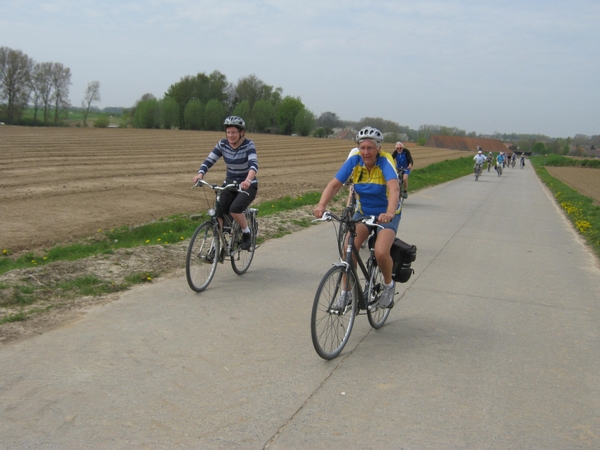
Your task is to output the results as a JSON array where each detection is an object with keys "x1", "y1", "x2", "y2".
[
  {"x1": 473, "y1": 150, "x2": 487, "y2": 178},
  {"x1": 496, "y1": 152, "x2": 505, "y2": 175},
  {"x1": 313, "y1": 126, "x2": 400, "y2": 310},
  {"x1": 486, "y1": 151, "x2": 494, "y2": 171},
  {"x1": 391, "y1": 142, "x2": 413, "y2": 199}
]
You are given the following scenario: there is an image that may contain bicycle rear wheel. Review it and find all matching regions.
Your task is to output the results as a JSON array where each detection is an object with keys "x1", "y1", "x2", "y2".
[
  {"x1": 367, "y1": 264, "x2": 390, "y2": 329},
  {"x1": 186, "y1": 222, "x2": 219, "y2": 292},
  {"x1": 230, "y1": 212, "x2": 256, "y2": 275},
  {"x1": 311, "y1": 266, "x2": 358, "y2": 360}
]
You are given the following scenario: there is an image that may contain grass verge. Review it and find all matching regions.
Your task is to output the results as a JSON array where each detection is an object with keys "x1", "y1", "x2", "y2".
[{"x1": 530, "y1": 156, "x2": 600, "y2": 259}]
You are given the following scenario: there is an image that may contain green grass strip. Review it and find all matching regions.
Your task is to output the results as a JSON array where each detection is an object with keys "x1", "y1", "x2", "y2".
[{"x1": 530, "y1": 157, "x2": 600, "y2": 259}]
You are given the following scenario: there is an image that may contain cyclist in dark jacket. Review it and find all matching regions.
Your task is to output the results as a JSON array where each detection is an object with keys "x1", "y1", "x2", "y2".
[{"x1": 392, "y1": 142, "x2": 413, "y2": 199}]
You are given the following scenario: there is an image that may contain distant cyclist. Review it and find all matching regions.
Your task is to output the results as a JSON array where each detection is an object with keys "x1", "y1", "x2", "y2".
[
  {"x1": 496, "y1": 152, "x2": 505, "y2": 175},
  {"x1": 520, "y1": 153, "x2": 526, "y2": 168},
  {"x1": 486, "y1": 151, "x2": 494, "y2": 171},
  {"x1": 392, "y1": 142, "x2": 413, "y2": 199}
]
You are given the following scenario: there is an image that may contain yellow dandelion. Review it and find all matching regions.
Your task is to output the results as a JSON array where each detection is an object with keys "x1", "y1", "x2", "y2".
[
  {"x1": 145, "y1": 239, "x2": 150, "y2": 243},
  {"x1": 147, "y1": 276, "x2": 152, "y2": 281},
  {"x1": 157, "y1": 238, "x2": 162, "y2": 242}
]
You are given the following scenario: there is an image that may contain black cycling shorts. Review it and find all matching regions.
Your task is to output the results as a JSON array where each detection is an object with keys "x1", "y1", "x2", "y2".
[{"x1": 218, "y1": 182, "x2": 258, "y2": 217}]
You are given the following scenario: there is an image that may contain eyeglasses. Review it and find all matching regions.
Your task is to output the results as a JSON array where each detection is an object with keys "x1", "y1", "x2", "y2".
[{"x1": 359, "y1": 145, "x2": 378, "y2": 152}]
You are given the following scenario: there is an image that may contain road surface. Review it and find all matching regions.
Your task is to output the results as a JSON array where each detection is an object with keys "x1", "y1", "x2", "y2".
[{"x1": 1, "y1": 164, "x2": 599, "y2": 449}]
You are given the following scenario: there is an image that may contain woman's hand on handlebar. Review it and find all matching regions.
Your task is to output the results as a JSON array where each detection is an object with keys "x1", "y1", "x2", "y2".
[{"x1": 192, "y1": 173, "x2": 203, "y2": 184}]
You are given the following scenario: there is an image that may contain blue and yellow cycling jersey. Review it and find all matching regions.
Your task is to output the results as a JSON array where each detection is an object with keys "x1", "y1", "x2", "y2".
[{"x1": 335, "y1": 150, "x2": 400, "y2": 216}]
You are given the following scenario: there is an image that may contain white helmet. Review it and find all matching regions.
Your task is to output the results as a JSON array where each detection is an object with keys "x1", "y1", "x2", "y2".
[
  {"x1": 223, "y1": 116, "x2": 245, "y2": 130},
  {"x1": 355, "y1": 126, "x2": 383, "y2": 145}
]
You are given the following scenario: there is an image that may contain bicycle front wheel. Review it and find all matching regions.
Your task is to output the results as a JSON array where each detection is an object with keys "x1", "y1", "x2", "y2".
[
  {"x1": 367, "y1": 264, "x2": 390, "y2": 329},
  {"x1": 230, "y1": 214, "x2": 256, "y2": 275},
  {"x1": 186, "y1": 222, "x2": 219, "y2": 292},
  {"x1": 311, "y1": 266, "x2": 358, "y2": 360}
]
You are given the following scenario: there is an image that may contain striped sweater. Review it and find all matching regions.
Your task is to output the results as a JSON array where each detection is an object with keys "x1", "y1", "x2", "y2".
[{"x1": 198, "y1": 138, "x2": 259, "y2": 183}]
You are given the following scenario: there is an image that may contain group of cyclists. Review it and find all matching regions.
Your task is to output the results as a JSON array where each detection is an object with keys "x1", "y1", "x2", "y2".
[
  {"x1": 193, "y1": 118, "x2": 411, "y2": 311},
  {"x1": 474, "y1": 146, "x2": 526, "y2": 177}
]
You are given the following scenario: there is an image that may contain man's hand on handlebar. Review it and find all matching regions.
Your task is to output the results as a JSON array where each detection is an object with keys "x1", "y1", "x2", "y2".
[{"x1": 313, "y1": 204, "x2": 327, "y2": 218}]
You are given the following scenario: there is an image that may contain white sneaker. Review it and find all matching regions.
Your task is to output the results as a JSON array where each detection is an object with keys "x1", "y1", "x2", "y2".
[
  {"x1": 331, "y1": 291, "x2": 352, "y2": 311},
  {"x1": 379, "y1": 283, "x2": 395, "y2": 309}
]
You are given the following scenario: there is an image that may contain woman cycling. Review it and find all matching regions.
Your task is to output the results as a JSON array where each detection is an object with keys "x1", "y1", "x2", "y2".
[
  {"x1": 313, "y1": 126, "x2": 401, "y2": 310},
  {"x1": 192, "y1": 116, "x2": 258, "y2": 250}
]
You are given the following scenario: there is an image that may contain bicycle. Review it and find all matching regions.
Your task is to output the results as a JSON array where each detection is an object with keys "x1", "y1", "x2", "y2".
[
  {"x1": 311, "y1": 212, "x2": 394, "y2": 360},
  {"x1": 186, "y1": 179, "x2": 258, "y2": 292},
  {"x1": 474, "y1": 163, "x2": 483, "y2": 181},
  {"x1": 397, "y1": 167, "x2": 408, "y2": 201}
]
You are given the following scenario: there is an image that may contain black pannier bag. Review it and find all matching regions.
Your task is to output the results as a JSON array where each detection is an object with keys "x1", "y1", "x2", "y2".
[{"x1": 390, "y1": 238, "x2": 417, "y2": 283}]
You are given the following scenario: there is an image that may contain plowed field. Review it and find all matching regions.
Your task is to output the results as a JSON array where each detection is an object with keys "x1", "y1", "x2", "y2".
[
  {"x1": 0, "y1": 126, "x2": 468, "y2": 252},
  {"x1": 545, "y1": 166, "x2": 600, "y2": 205}
]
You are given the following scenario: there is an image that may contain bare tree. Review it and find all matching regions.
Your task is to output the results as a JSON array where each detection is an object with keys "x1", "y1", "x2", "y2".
[
  {"x1": 34, "y1": 62, "x2": 54, "y2": 125},
  {"x1": 82, "y1": 81, "x2": 101, "y2": 126},
  {"x1": 0, "y1": 47, "x2": 33, "y2": 124},
  {"x1": 51, "y1": 63, "x2": 71, "y2": 125}
]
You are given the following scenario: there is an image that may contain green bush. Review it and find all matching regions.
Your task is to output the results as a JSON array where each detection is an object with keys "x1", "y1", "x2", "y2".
[{"x1": 94, "y1": 114, "x2": 110, "y2": 128}]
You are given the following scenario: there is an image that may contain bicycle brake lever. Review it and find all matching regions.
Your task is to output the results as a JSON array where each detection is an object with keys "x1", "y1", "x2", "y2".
[{"x1": 311, "y1": 212, "x2": 332, "y2": 223}]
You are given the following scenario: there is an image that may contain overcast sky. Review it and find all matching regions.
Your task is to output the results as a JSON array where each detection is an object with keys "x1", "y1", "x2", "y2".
[{"x1": 2, "y1": 0, "x2": 598, "y2": 138}]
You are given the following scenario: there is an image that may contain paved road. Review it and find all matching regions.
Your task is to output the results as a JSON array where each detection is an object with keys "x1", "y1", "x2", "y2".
[{"x1": 1, "y1": 164, "x2": 600, "y2": 449}]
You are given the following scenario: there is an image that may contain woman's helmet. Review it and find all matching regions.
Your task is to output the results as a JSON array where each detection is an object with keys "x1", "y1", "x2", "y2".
[
  {"x1": 223, "y1": 116, "x2": 245, "y2": 130},
  {"x1": 355, "y1": 126, "x2": 383, "y2": 145}
]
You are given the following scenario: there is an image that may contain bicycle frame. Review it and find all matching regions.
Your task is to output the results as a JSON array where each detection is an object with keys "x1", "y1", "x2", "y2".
[
  {"x1": 186, "y1": 180, "x2": 257, "y2": 292},
  {"x1": 196, "y1": 180, "x2": 246, "y2": 260},
  {"x1": 324, "y1": 212, "x2": 382, "y2": 312}
]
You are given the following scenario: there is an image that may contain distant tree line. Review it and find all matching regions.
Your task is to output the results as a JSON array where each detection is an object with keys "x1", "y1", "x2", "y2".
[
  {"x1": 3, "y1": 49, "x2": 596, "y2": 144},
  {"x1": 126, "y1": 72, "x2": 319, "y2": 136},
  {"x1": 0, "y1": 47, "x2": 72, "y2": 125}
]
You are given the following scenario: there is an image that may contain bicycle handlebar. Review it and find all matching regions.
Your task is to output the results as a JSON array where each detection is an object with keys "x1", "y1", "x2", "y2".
[
  {"x1": 192, "y1": 179, "x2": 250, "y2": 196},
  {"x1": 312, "y1": 212, "x2": 382, "y2": 229}
]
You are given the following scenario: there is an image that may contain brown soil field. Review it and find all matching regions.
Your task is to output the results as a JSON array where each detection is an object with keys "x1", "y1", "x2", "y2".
[
  {"x1": 0, "y1": 126, "x2": 468, "y2": 253},
  {"x1": 545, "y1": 166, "x2": 600, "y2": 205},
  {"x1": 0, "y1": 127, "x2": 471, "y2": 342}
]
